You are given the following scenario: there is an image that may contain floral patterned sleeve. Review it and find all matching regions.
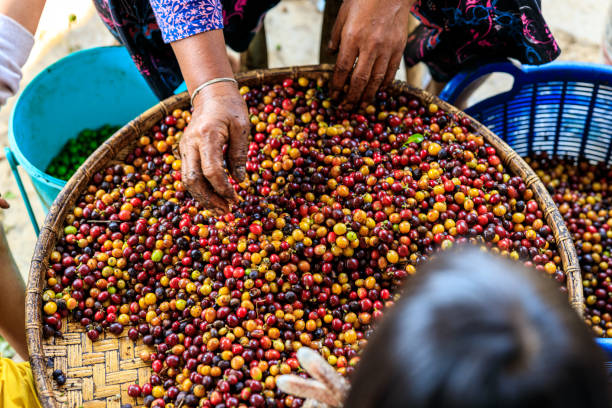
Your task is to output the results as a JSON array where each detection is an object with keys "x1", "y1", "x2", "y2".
[{"x1": 149, "y1": 0, "x2": 224, "y2": 43}]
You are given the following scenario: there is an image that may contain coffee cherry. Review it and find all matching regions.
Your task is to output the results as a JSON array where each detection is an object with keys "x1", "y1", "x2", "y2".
[
  {"x1": 527, "y1": 153, "x2": 612, "y2": 336},
  {"x1": 44, "y1": 78, "x2": 563, "y2": 407},
  {"x1": 46, "y1": 125, "x2": 120, "y2": 181}
]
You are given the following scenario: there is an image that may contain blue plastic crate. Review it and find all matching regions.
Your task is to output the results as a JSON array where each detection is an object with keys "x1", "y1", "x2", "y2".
[{"x1": 440, "y1": 61, "x2": 612, "y2": 360}]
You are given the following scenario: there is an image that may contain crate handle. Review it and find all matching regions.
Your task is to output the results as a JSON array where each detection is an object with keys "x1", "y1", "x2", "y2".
[
  {"x1": 4, "y1": 147, "x2": 40, "y2": 236},
  {"x1": 439, "y1": 61, "x2": 526, "y2": 104}
]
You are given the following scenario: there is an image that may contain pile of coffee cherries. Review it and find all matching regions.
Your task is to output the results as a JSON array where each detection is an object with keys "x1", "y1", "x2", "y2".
[
  {"x1": 527, "y1": 153, "x2": 612, "y2": 336},
  {"x1": 42, "y1": 76, "x2": 564, "y2": 408},
  {"x1": 46, "y1": 124, "x2": 120, "y2": 181}
]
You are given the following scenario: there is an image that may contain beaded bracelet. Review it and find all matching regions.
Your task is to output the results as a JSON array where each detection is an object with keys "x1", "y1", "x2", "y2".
[{"x1": 190, "y1": 77, "x2": 238, "y2": 106}]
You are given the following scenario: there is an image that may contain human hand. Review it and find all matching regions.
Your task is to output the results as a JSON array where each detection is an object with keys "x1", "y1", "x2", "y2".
[
  {"x1": 329, "y1": 0, "x2": 413, "y2": 106},
  {"x1": 276, "y1": 347, "x2": 349, "y2": 408},
  {"x1": 179, "y1": 82, "x2": 249, "y2": 214}
]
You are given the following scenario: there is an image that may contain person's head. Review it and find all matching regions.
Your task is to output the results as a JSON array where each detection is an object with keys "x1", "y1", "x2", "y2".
[{"x1": 345, "y1": 245, "x2": 610, "y2": 408}]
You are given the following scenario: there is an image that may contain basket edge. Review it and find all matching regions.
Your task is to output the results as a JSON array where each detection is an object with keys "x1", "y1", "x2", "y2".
[{"x1": 26, "y1": 65, "x2": 582, "y2": 408}]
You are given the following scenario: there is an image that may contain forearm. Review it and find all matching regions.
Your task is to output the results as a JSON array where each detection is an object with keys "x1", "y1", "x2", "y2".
[
  {"x1": 171, "y1": 29, "x2": 234, "y2": 96},
  {"x1": 0, "y1": 226, "x2": 27, "y2": 359},
  {"x1": 0, "y1": 0, "x2": 43, "y2": 106},
  {"x1": 0, "y1": 0, "x2": 45, "y2": 35}
]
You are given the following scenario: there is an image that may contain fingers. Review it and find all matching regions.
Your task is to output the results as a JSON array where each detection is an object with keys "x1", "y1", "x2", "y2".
[
  {"x1": 330, "y1": 40, "x2": 358, "y2": 98},
  {"x1": 180, "y1": 137, "x2": 229, "y2": 214},
  {"x1": 296, "y1": 348, "x2": 350, "y2": 395},
  {"x1": 328, "y1": 3, "x2": 349, "y2": 52},
  {"x1": 227, "y1": 111, "x2": 250, "y2": 184},
  {"x1": 276, "y1": 376, "x2": 342, "y2": 407},
  {"x1": 383, "y1": 50, "x2": 403, "y2": 87},
  {"x1": 198, "y1": 137, "x2": 238, "y2": 204},
  {"x1": 361, "y1": 54, "x2": 389, "y2": 103},
  {"x1": 343, "y1": 52, "x2": 375, "y2": 106},
  {"x1": 303, "y1": 400, "x2": 330, "y2": 408}
]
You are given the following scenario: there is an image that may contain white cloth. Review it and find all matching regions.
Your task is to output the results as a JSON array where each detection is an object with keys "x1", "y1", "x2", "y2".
[{"x1": 0, "y1": 14, "x2": 34, "y2": 106}]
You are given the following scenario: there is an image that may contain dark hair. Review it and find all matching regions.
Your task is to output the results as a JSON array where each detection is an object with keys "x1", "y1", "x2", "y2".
[{"x1": 345, "y1": 246, "x2": 610, "y2": 408}]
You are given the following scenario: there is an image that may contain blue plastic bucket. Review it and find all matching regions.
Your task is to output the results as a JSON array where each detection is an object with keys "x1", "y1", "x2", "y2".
[
  {"x1": 8, "y1": 46, "x2": 159, "y2": 234},
  {"x1": 440, "y1": 61, "x2": 612, "y2": 362}
]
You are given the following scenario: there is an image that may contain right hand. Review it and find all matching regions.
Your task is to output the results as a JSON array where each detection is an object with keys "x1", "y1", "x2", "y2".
[
  {"x1": 328, "y1": 0, "x2": 411, "y2": 106},
  {"x1": 276, "y1": 347, "x2": 349, "y2": 408},
  {"x1": 179, "y1": 82, "x2": 250, "y2": 214}
]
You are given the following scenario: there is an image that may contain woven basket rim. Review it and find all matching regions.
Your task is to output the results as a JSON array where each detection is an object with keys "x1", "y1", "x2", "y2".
[{"x1": 26, "y1": 64, "x2": 582, "y2": 408}]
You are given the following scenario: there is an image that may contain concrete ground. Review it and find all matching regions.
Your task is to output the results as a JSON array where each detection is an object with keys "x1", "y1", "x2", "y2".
[{"x1": 0, "y1": 0, "x2": 607, "y2": 281}]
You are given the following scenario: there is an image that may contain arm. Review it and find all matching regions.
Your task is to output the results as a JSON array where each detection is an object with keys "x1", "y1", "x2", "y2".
[
  {"x1": 0, "y1": 0, "x2": 45, "y2": 359},
  {"x1": 0, "y1": 196, "x2": 28, "y2": 359},
  {"x1": 171, "y1": 30, "x2": 249, "y2": 213},
  {"x1": 149, "y1": 0, "x2": 249, "y2": 212},
  {"x1": 329, "y1": 0, "x2": 415, "y2": 106},
  {"x1": 0, "y1": 0, "x2": 45, "y2": 106},
  {"x1": 0, "y1": 0, "x2": 45, "y2": 34}
]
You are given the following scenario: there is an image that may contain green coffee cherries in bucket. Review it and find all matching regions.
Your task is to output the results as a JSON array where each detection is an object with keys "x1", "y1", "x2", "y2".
[{"x1": 8, "y1": 46, "x2": 159, "y2": 233}]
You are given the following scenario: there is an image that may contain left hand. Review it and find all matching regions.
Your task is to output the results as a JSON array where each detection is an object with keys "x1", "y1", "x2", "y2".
[{"x1": 329, "y1": 0, "x2": 413, "y2": 106}]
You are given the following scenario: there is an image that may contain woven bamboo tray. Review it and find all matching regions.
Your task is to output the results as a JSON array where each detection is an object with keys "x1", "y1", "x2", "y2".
[{"x1": 26, "y1": 64, "x2": 583, "y2": 408}]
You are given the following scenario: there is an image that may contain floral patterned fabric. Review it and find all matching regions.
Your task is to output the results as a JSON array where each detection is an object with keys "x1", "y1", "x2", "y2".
[
  {"x1": 405, "y1": 0, "x2": 560, "y2": 82},
  {"x1": 149, "y1": 0, "x2": 224, "y2": 43},
  {"x1": 93, "y1": 0, "x2": 184, "y2": 99},
  {"x1": 91, "y1": 0, "x2": 559, "y2": 99},
  {"x1": 92, "y1": 0, "x2": 279, "y2": 99}
]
